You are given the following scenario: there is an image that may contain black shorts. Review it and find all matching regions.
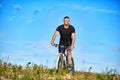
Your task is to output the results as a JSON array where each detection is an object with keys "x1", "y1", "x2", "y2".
[{"x1": 58, "y1": 45, "x2": 69, "y2": 54}]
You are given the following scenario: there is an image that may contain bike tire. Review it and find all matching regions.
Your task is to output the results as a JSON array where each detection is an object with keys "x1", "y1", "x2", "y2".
[
  {"x1": 71, "y1": 57, "x2": 75, "y2": 75},
  {"x1": 57, "y1": 54, "x2": 65, "y2": 71}
]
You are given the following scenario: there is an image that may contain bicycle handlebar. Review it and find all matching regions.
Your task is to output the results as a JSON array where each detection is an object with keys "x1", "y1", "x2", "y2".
[
  {"x1": 54, "y1": 44, "x2": 75, "y2": 48},
  {"x1": 54, "y1": 44, "x2": 59, "y2": 47}
]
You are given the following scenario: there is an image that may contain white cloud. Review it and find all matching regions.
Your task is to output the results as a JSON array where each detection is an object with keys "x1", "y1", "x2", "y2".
[
  {"x1": 48, "y1": 6, "x2": 53, "y2": 10},
  {"x1": 0, "y1": 42, "x2": 57, "y2": 66},
  {"x1": 1, "y1": 40, "x2": 120, "y2": 73},
  {"x1": 27, "y1": 19, "x2": 33, "y2": 23},
  {"x1": 25, "y1": 40, "x2": 57, "y2": 55},
  {"x1": 96, "y1": 8, "x2": 118, "y2": 14},
  {"x1": 33, "y1": 9, "x2": 40, "y2": 15},
  {"x1": 73, "y1": 50, "x2": 102, "y2": 62},
  {"x1": 113, "y1": 45, "x2": 120, "y2": 52},
  {"x1": 0, "y1": 3, "x2": 2, "y2": 8},
  {"x1": 58, "y1": 3, "x2": 119, "y2": 15},
  {"x1": 27, "y1": 16, "x2": 34, "y2": 23},
  {"x1": 8, "y1": 17, "x2": 13, "y2": 21},
  {"x1": 0, "y1": 33, "x2": 5, "y2": 38},
  {"x1": 14, "y1": 4, "x2": 22, "y2": 11},
  {"x1": 1, "y1": 40, "x2": 17, "y2": 44},
  {"x1": 8, "y1": 16, "x2": 16, "y2": 21}
]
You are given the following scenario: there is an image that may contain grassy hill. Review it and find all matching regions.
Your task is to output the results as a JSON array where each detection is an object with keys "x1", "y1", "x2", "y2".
[{"x1": 0, "y1": 60, "x2": 120, "y2": 80}]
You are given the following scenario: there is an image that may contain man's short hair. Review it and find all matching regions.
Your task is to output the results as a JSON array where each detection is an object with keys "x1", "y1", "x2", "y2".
[{"x1": 64, "y1": 16, "x2": 69, "y2": 19}]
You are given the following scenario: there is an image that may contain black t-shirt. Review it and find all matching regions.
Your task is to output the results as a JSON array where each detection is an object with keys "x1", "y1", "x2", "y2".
[{"x1": 56, "y1": 24, "x2": 75, "y2": 46}]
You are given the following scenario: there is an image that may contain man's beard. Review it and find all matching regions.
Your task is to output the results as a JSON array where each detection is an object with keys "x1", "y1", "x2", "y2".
[{"x1": 64, "y1": 24, "x2": 69, "y2": 26}]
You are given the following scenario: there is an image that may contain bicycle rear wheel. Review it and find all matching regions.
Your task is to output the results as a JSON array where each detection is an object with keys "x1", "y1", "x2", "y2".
[{"x1": 71, "y1": 57, "x2": 75, "y2": 75}]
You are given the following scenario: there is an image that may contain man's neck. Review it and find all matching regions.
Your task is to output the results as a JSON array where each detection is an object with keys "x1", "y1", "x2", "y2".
[{"x1": 64, "y1": 24, "x2": 69, "y2": 29}]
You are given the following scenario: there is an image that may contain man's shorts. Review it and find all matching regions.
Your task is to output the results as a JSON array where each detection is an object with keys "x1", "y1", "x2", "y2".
[{"x1": 58, "y1": 45, "x2": 70, "y2": 54}]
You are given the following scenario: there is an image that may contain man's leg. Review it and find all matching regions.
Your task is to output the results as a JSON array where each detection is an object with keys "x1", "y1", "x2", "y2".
[{"x1": 67, "y1": 49, "x2": 72, "y2": 65}]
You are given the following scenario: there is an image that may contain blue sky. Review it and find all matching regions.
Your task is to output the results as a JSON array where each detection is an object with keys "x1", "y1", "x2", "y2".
[{"x1": 0, "y1": 0, "x2": 120, "y2": 73}]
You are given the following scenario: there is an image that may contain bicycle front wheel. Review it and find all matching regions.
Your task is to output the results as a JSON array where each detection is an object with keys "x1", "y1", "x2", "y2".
[{"x1": 57, "y1": 54, "x2": 65, "y2": 72}]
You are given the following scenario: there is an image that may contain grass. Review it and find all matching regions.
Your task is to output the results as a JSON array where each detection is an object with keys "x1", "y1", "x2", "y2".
[{"x1": 0, "y1": 59, "x2": 120, "y2": 80}]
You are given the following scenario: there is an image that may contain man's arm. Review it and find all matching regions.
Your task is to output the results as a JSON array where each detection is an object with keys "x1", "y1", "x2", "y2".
[
  {"x1": 51, "y1": 31, "x2": 59, "y2": 46},
  {"x1": 71, "y1": 33, "x2": 76, "y2": 49}
]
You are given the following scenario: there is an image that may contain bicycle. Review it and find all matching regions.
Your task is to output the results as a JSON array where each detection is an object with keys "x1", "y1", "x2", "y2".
[{"x1": 54, "y1": 44, "x2": 75, "y2": 75}]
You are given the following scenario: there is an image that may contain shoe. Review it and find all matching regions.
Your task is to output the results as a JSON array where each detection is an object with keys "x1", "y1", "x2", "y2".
[
  {"x1": 56, "y1": 70, "x2": 59, "y2": 73},
  {"x1": 68, "y1": 64, "x2": 72, "y2": 71}
]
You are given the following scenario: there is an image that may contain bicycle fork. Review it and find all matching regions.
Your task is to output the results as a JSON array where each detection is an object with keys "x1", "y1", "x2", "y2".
[{"x1": 56, "y1": 53, "x2": 66, "y2": 70}]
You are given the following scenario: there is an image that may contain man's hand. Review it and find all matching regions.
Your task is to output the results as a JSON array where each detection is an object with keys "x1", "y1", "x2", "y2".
[
  {"x1": 50, "y1": 41, "x2": 55, "y2": 46},
  {"x1": 70, "y1": 45, "x2": 74, "y2": 50}
]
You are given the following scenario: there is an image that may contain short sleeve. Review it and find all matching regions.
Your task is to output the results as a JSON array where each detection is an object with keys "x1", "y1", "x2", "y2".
[
  {"x1": 72, "y1": 26, "x2": 75, "y2": 33},
  {"x1": 56, "y1": 26, "x2": 61, "y2": 32}
]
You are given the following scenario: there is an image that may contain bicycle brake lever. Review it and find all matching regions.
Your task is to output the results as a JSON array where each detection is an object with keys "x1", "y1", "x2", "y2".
[{"x1": 54, "y1": 44, "x2": 58, "y2": 47}]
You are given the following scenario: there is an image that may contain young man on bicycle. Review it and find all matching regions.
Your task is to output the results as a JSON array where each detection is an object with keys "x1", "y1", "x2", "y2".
[{"x1": 50, "y1": 16, "x2": 76, "y2": 68}]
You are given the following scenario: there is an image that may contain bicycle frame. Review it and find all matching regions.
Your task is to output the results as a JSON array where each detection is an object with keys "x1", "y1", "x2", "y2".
[
  {"x1": 54, "y1": 44, "x2": 75, "y2": 75},
  {"x1": 56, "y1": 52, "x2": 67, "y2": 70}
]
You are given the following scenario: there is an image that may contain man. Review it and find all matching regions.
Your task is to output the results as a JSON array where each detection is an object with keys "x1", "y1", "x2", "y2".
[{"x1": 50, "y1": 16, "x2": 76, "y2": 68}]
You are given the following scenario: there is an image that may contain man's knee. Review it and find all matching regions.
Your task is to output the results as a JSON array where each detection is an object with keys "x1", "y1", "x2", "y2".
[{"x1": 67, "y1": 50, "x2": 71, "y2": 55}]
